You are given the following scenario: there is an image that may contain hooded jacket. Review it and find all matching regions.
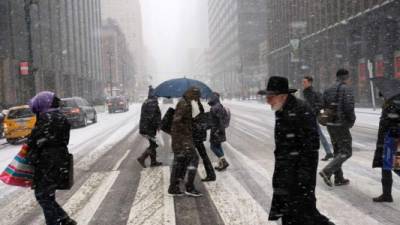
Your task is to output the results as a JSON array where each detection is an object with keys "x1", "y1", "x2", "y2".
[
  {"x1": 27, "y1": 91, "x2": 71, "y2": 189},
  {"x1": 208, "y1": 93, "x2": 226, "y2": 143},
  {"x1": 170, "y1": 88, "x2": 197, "y2": 153},
  {"x1": 139, "y1": 96, "x2": 161, "y2": 137}
]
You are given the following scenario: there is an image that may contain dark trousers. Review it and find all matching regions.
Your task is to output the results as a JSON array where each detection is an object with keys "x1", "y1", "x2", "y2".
[
  {"x1": 194, "y1": 141, "x2": 215, "y2": 179},
  {"x1": 139, "y1": 135, "x2": 159, "y2": 163},
  {"x1": 169, "y1": 150, "x2": 199, "y2": 191},
  {"x1": 35, "y1": 185, "x2": 68, "y2": 225},
  {"x1": 323, "y1": 126, "x2": 352, "y2": 180},
  {"x1": 381, "y1": 169, "x2": 393, "y2": 196}
]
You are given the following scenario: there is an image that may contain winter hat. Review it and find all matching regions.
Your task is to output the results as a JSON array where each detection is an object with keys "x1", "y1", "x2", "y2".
[
  {"x1": 258, "y1": 76, "x2": 297, "y2": 95},
  {"x1": 29, "y1": 91, "x2": 57, "y2": 114},
  {"x1": 336, "y1": 69, "x2": 349, "y2": 80}
]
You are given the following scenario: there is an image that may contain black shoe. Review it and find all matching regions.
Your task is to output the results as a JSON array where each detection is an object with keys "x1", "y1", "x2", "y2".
[
  {"x1": 168, "y1": 187, "x2": 184, "y2": 196},
  {"x1": 319, "y1": 171, "x2": 333, "y2": 187},
  {"x1": 201, "y1": 176, "x2": 216, "y2": 182},
  {"x1": 321, "y1": 153, "x2": 334, "y2": 161},
  {"x1": 150, "y1": 161, "x2": 163, "y2": 167},
  {"x1": 137, "y1": 157, "x2": 146, "y2": 168},
  {"x1": 373, "y1": 194, "x2": 393, "y2": 202},
  {"x1": 334, "y1": 178, "x2": 350, "y2": 186},
  {"x1": 185, "y1": 188, "x2": 203, "y2": 197},
  {"x1": 60, "y1": 218, "x2": 77, "y2": 225}
]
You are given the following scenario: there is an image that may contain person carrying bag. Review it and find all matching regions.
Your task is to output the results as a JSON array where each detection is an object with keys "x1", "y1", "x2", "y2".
[{"x1": 27, "y1": 91, "x2": 76, "y2": 225}]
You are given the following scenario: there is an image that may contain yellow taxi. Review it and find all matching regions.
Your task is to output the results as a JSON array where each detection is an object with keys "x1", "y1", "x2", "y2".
[{"x1": 3, "y1": 105, "x2": 36, "y2": 144}]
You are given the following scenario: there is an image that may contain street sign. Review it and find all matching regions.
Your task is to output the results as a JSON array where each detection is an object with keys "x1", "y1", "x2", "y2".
[{"x1": 19, "y1": 61, "x2": 30, "y2": 75}]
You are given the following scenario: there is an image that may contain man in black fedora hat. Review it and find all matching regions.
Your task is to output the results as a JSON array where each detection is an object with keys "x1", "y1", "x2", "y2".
[{"x1": 259, "y1": 76, "x2": 334, "y2": 225}]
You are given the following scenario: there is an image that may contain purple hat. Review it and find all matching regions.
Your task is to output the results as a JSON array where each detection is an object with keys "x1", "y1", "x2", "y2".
[{"x1": 29, "y1": 91, "x2": 56, "y2": 114}]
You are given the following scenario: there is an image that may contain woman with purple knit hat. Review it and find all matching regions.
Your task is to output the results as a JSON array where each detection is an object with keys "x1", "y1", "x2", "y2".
[{"x1": 27, "y1": 91, "x2": 76, "y2": 225}]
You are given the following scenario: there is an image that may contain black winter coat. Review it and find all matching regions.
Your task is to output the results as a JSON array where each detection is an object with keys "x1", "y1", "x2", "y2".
[
  {"x1": 322, "y1": 81, "x2": 356, "y2": 127},
  {"x1": 269, "y1": 94, "x2": 320, "y2": 221},
  {"x1": 303, "y1": 86, "x2": 323, "y2": 116},
  {"x1": 373, "y1": 95, "x2": 400, "y2": 168},
  {"x1": 139, "y1": 97, "x2": 161, "y2": 137},
  {"x1": 208, "y1": 95, "x2": 226, "y2": 144},
  {"x1": 27, "y1": 110, "x2": 71, "y2": 189}
]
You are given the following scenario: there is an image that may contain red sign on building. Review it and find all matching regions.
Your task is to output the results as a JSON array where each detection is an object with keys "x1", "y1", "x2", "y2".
[
  {"x1": 395, "y1": 55, "x2": 400, "y2": 79},
  {"x1": 375, "y1": 60, "x2": 384, "y2": 77},
  {"x1": 19, "y1": 61, "x2": 30, "y2": 75}
]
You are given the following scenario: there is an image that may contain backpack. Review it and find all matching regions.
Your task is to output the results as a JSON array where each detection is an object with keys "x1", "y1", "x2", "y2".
[
  {"x1": 160, "y1": 107, "x2": 175, "y2": 134},
  {"x1": 221, "y1": 106, "x2": 231, "y2": 128},
  {"x1": 317, "y1": 84, "x2": 342, "y2": 126}
]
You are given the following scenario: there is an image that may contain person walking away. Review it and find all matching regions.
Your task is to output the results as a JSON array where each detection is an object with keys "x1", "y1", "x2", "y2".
[
  {"x1": 208, "y1": 92, "x2": 229, "y2": 171},
  {"x1": 168, "y1": 87, "x2": 203, "y2": 197},
  {"x1": 258, "y1": 76, "x2": 335, "y2": 225},
  {"x1": 302, "y1": 76, "x2": 334, "y2": 161},
  {"x1": 192, "y1": 98, "x2": 216, "y2": 182},
  {"x1": 137, "y1": 90, "x2": 162, "y2": 168},
  {"x1": 372, "y1": 93, "x2": 400, "y2": 202},
  {"x1": 27, "y1": 91, "x2": 76, "y2": 225},
  {"x1": 319, "y1": 69, "x2": 356, "y2": 187}
]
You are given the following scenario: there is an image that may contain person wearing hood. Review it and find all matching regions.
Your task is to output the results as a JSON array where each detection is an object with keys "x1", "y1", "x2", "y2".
[
  {"x1": 137, "y1": 87, "x2": 162, "y2": 167},
  {"x1": 208, "y1": 92, "x2": 229, "y2": 171},
  {"x1": 168, "y1": 87, "x2": 203, "y2": 197},
  {"x1": 259, "y1": 76, "x2": 334, "y2": 225},
  {"x1": 27, "y1": 91, "x2": 76, "y2": 225},
  {"x1": 372, "y1": 92, "x2": 400, "y2": 202}
]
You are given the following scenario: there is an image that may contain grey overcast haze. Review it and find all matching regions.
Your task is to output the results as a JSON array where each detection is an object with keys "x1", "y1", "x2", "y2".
[{"x1": 140, "y1": 0, "x2": 209, "y2": 84}]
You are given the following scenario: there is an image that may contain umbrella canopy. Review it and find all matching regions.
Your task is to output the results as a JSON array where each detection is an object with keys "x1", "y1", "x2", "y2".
[
  {"x1": 153, "y1": 78, "x2": 213, "y2": 98},
  {"x1": 371, "y1": 77, "x2": 400, "y2": 100}
]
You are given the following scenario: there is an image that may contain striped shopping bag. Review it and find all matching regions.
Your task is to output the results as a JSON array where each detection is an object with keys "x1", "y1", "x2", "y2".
[{"x1": 0, "y1": 144, "x2": 33, "y2": 187}]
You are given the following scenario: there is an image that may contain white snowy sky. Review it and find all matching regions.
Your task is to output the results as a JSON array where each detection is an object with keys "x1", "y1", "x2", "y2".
[{"x1": 140, "y1": 0, "x2": 209, "y2": 84}]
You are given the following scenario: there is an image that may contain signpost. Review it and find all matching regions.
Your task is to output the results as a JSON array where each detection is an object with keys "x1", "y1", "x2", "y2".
[
  {"x1": 367, "y1": 60, "x2": 376, "y2": 111},
  {"x1": 19, "y1": 61, "x2": 30, "y2": 75}
]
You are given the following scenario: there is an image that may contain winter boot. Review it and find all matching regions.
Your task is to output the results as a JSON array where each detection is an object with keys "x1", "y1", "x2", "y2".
[
  {"x1": 149, "y1": 148, "x2": 163, "y2": 167},
  {"x1": 373, "y1": 179, "x2": 393, "y2": 202},
  {"x1": 202, "y1": 158, "x2": 216, "y2": 182},
  {"x1": 319, "y1": 171, "x2": 333, "y2": 187},
  {"x1": 60, "y1": 217, "x2": 77, "y2": 225},
  {"x1": 137, "y1": 149, "x2": 150, "y2": 168},
  {"x1": 334, "y1": 178, "x2": 350, "y2": 186},
  {"x1": 185, "y1": 168, "x2": 203, "y2": 197},
  {"x1": 321, "y1": 153, "x2": 334, "y2": 161},
  {"x1": 215, "y1": 158, "x2": 229, "y2": 171}
]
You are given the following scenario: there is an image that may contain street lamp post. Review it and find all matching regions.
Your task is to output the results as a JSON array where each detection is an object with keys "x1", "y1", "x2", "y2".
[
  {"x1": 23, "y1": 0, "x2": 37, "y2": 101},
  {"x1": 108, "y1": 51, "x2": 113, "y2": 97}
]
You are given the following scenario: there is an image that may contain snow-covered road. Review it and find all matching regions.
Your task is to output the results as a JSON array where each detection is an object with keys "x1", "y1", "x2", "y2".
[{"x1": 0, "y1": 100, "x2": 397, "y2": 225}]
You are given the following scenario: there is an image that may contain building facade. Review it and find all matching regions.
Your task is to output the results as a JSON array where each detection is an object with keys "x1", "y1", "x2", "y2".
[
  {"x1": 0, "y1": 0, "x2": 104, "y2": 106},
  {"x1": 101, "y1": 19, "x2": 135, "y2": 97},
  {"x1": 208, "y1": 0, "x2": 268, "y2": 98},
  {"x1": 101, "y1": 0, "x2": 146, "y2": 97},
  {"x1": 266, "y1": 0, "x2": 400, "y2": 105}
]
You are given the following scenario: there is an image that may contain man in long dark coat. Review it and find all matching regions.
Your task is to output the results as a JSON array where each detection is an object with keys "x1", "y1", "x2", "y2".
[
  {"x1": 258, "y1": 76, "x2": 334, "y2": 225},
  {"x1": 137, "y1": 89, "x2": 162, "y2": 167}
]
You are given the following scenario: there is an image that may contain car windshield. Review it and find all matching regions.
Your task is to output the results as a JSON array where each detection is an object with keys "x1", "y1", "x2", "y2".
[
  {"x1": 61, "y1": 99, "x2": 78, "y2": 108},
  {"x1": 7, "y1": 108, "x2": 34, "y2": 119}
]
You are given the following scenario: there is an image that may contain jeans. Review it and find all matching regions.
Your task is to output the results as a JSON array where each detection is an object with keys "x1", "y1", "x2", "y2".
[
  {"x1": 322, "y1": 126, "x2": 352, "y2": 179},
  {"x1": 210, "y1": 142, "x2": 224, "y2": 158},
  {"x1": 317, "y1": 124, "x2": 332, "y2": 155},
  {"x1": 35, "y1": 185, "x2": 68, "y2": 225}
]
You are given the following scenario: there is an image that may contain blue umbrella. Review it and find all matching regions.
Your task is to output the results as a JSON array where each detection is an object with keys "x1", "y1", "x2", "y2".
[{"x1": 153, "y1": 78, "x2": 213, "y2": 98}]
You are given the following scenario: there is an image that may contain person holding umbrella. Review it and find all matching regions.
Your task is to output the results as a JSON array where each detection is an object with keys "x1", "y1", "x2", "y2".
[
  {"x1": 371, "y1": 78, "x2": 400, "y2": 202},
  {"x1": 168, "y1": 86, "x2": 203, "y2": 197}
]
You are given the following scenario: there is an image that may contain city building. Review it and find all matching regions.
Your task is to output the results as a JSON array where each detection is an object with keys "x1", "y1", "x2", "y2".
[
  {"x1": 266, "y1": 0, "x2": 400, "y2": 105},
  {"x1": 0, "y1": 0, "x2": 104, "y2": 106},
  {"x1": 208, "y1": 0, "x2": 268, "y2": 98},
  {"x1": 101, "y1": 19, "x2": 135, "y2": 97},
  {"x1": 101, "y1": 0, "x2": 146, "y2": 97}
]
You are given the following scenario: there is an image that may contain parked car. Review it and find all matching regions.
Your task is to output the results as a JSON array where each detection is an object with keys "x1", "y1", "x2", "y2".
[
  {"x1": 3, "y1": 105, "x2": 36, "y2": 144},
  {"x1": 60, "y1": 97, "x2": 97, "y2": 127},
  {"x1": 107, "y1": 96, "x2": 129, "y2": 113}
]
